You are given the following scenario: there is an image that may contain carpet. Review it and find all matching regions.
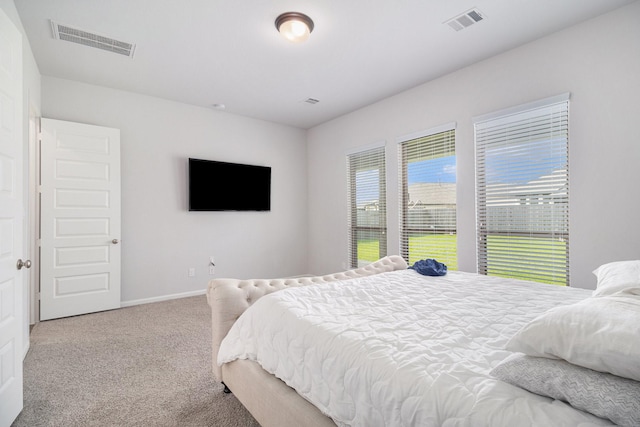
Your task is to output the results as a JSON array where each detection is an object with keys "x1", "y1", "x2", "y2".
[{"x1": 12, "y1": 295, "x2": 260, "y2": 427}]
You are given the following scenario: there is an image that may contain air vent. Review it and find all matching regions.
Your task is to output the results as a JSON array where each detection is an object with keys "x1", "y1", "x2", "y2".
[
  {"x1": 50, "y1": 20, "x2": 136, "y2": 58},
  {"x1": 304, "y1": 98, "x2": 320, "y2": 105},
  {"x1": 445, "y1": 8, "x2": 484, "y2": 32}
]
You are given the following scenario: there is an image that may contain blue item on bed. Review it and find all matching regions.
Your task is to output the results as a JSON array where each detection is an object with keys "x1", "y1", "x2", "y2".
[{"x1": 410, "y1": 259, "x2": 448, "y2": 276}]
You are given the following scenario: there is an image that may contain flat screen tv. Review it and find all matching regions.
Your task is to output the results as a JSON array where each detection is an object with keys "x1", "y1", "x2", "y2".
[{"x1": 188, "y1": 158, "x2": 271, "y2": 211}]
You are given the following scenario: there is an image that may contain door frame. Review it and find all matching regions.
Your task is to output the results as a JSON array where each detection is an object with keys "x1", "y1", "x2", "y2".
[{"x1": 28, "y1": 110, "x2": 39, "y2": 326}]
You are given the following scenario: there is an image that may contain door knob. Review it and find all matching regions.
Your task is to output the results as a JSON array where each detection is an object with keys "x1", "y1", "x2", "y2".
[
  {"x1": 16, "y1": 259, "x2": 32, "y2": 270},
  {"x1": 112, "y1": 239, "x2": 119, "y2": 244}
]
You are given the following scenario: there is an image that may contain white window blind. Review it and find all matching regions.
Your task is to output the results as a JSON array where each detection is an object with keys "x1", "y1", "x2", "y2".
[
  {"x1": 399, "y1": 127, "x2": 457, "y2": 268},
  {"x1": 347, "y1": 146, "x2": 386, "y2": 268},
  {"x1": 475, "y1": 94, "x2": 569, "y2": 285}
]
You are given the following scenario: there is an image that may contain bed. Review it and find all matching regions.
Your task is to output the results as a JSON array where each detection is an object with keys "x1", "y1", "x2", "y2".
[{"x1": 206, "y1": 256, "x2": 640, "y2": 427}]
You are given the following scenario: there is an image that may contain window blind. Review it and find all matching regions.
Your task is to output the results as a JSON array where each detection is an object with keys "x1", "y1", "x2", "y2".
[
  {"x1": 347, "y1": 146, "x2": 386, "y2": 268},
  {"x1": 475, "y1": 95, "x2": 569, "y2": 285},
  {"x1": 399, "y1": 127, "x2": 456, "y2": 268}
]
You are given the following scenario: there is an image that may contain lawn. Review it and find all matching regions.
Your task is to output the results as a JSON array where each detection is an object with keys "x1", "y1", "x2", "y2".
[
  {"x1": 484, "y1": 235, "x2": 567, "y2": 285},
  {"x1": 357, "y1": 234, "x2": 458, "y2": 270},
  {"x1": 356, "y1": 239, "x2": 384, "y2": 264},
  {"x1": 357, "y1": 234, "x2": 567, "y2": 285}
]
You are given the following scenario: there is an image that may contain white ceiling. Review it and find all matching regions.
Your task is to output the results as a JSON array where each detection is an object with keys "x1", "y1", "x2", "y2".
[{"x1": 15, "y1": 0, "x2": 636, "y2": 129}]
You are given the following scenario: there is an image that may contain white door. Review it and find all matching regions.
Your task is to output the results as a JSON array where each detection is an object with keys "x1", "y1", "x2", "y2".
[
  {"x1": 40, "y1": 118, "x2": 121, "y2": 321},
  {"x1": 0, "y1": 8, "x2": 25, "y2": 427}
]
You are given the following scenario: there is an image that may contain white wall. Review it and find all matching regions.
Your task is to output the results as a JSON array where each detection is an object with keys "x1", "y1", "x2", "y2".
[
  {"x1": 307, "y1": 2, "x2": 640, "y2": 289},
  {"x1": 42, "y1": 78, "x2": 308, "y2": 303}
]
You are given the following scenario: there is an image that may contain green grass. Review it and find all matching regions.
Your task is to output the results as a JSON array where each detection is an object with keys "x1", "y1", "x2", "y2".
[
  {"x1": 357, "y1": 234, "x2": 567, "y2": 285},
  {"x1": 357, "y1": 239, "x2": 382, "y2": 264},
  {"x1": 407, "y1": 234, "x2": 457, "y2": 270},
  {"x1": 484, "y1": 235, "x2": 567, "y2": 286},
  {"x1": 357, "y1": 234, "x2": 457, "y2": 270}
]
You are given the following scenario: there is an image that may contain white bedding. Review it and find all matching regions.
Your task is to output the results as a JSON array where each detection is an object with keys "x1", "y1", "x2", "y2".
[{"x1": 218, "y1": 269, "x2": 615, "y2": 427}]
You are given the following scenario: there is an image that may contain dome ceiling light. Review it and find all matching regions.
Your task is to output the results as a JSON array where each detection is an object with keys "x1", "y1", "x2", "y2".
[{"x1": 275, "y1": 12, "x2": 314, "y2": 43}]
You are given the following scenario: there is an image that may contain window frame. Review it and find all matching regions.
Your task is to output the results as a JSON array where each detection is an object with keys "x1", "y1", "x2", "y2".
[
  {"x1": 474, "y1": 93, "x2": 570, "y2": 285},
  {"x1": 346, "y1": 143, "x2": 387, "y2": 268},
  {"x1": 397, "y1": 123, "x2": 457, "y2": 268}
]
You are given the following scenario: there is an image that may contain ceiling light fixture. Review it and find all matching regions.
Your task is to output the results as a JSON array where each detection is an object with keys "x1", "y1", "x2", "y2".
[{"x1": 275, "y1": 12, "x2": 314, "y2": 43}]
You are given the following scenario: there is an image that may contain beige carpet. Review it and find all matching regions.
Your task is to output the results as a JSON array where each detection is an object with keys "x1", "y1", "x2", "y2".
[{"x1": 12, "y1": 295, "x2": 260, "y2": 427}]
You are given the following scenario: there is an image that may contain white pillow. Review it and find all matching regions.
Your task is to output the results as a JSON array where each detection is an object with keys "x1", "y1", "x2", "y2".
[
  {"x1": 506, "y1": 296, "x2": 640, "y2": 381},
  {"x1": 491, "y1": 354, "x2": 640, "y2": 427},
  {"x1": 592, "y1": 260, "x2": 640, "y2": 297}
]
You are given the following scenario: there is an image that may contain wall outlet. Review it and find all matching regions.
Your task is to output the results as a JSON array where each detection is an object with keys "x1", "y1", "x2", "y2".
[
  {"x1": 209, "y1": 256, "x2": 215, "y2": 275},
  {"x1": 188, "y1": 268, "x2": 196, "y2": 277}
]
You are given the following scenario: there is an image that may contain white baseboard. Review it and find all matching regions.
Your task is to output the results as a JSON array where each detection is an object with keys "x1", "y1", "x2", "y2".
[{"x1": 120, "y1": 289, "x2": 207, "y2": 308}]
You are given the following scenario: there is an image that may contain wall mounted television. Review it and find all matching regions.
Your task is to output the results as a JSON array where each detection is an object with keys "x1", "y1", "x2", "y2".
[{"x1": 188, "y1": 158, "x2": 271, "y2": 211}]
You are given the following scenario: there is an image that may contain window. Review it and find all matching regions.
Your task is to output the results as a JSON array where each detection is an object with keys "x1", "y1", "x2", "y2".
[
  {"x1": 474, "y1": 94, "x2": 570, "y2": 285},
  {"x1": 347, "y1": 146, "x2": 386, "y2": 268},
  {"x1": 399, "y1": 125, "x2": 457, "y2": 268}
]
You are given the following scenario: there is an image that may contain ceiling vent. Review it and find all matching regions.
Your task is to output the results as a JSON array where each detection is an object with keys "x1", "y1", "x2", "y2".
[
  {"x1": 50, "y1": 20, "x2": 136, "y2": 58},
  {"x1": 445, "y1": 8, "x2": 484, "y2": 32},
  {"x1": 304, "y1": 98, "x2": 320, "y2": 105}
]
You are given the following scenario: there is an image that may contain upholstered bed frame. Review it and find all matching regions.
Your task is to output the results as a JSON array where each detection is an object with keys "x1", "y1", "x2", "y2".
[{"x1": 206, "y1": 255, "x2": 408, "y2": 427}]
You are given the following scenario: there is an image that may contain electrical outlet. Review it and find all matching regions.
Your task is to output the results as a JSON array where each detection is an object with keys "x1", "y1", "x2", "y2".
[
  {"x1": 209, "y1": 256, "x2": 215, "y2": 275},
  {"x1": 188, "y1": 268, "x2": 196, "y2": 277}
]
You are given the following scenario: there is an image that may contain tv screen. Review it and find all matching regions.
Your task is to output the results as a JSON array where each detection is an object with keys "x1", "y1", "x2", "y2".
[{"x1": 188, "y1": 158, "x2": 271, "y2": 211}]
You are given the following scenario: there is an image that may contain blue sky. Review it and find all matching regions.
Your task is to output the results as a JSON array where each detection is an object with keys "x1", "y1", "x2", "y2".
[
  {"x1": 484, "y1": 139, "x2": 566, "y2": 184},
  {"x1": 356, "y1": 155, "x2": 457, "y2": 205},
  {"x1": 408, "y1": 155, "x2": 456, "y2": 185},
  {"x1": 354, "y1": 138, "x2": 567, "y2": 205}
]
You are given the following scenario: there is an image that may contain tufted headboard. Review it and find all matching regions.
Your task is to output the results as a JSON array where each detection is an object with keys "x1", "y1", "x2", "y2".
[{"x1": 206, "y1": 255, "x2": 408, "y2": 381}]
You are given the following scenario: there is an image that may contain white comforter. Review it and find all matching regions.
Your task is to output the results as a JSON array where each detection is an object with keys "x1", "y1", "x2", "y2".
[{"x1": 218, "y1": 269, "x2": 614, "y2": 427}]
